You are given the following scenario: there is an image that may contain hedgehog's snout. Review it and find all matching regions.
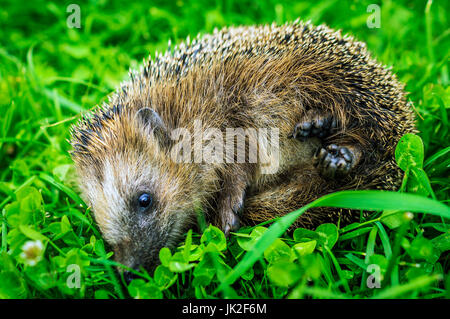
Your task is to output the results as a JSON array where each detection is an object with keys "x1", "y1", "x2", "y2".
[
  {"x1": 111, "y1": 220, "x2": 165, "y2": 279},
  {"x1": 114, "y1": 242, "x2": 157, "y2": 282}
]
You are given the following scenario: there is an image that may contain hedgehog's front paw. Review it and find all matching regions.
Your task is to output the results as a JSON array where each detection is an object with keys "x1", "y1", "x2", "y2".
[
  {"x1": 289, "y1": 112, "x2": 337, "y2": 141},
  {"x1": 313, "y1": 144, "x2": 354, "y2": 178},
  {"x1": 222, "y1": 210, "x2": 241, "y2": 237},
  {"x1": 220, "y1": 198, "x2": 243, "y2": 236}
]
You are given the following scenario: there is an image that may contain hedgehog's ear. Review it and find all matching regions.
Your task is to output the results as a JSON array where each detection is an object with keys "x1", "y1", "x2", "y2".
[{"x1": 136, "y1": 108, "x2": 171, "y2": 148}]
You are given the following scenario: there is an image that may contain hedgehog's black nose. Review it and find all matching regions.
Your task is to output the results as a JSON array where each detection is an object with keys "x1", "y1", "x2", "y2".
[{"x1": 123, "y1": 270, "x2": 138, "y2": 284}]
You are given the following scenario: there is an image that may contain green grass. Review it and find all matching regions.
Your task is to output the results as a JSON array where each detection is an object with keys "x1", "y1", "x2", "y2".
[{"x1": 0, "y1": 0, "x2": 449, "y2": 299}]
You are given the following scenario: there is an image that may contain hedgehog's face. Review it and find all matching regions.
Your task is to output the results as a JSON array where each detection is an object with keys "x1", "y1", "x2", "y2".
[{"x1": 72, "y1": 108, "x2": 201, "y2": 279}]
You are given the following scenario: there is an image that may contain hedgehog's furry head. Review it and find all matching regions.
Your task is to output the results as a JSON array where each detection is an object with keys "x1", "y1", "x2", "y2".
[{"x1": 70, "y1": 102, "x2": 210, "y2": 274}]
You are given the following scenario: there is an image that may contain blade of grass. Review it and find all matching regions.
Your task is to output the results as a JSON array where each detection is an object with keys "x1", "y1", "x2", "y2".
[
  {"x1": 345, "y1": 253, "x2": 367, "y2": 270},
  {"x1": 383, "y1": 222, "x2": 409, "y2": 287},
  {"x1": 339, "y1": 227, "x2": 373, "y2": 241},
  {"x1": 373, "y1": 274, "x2": 441, "y2": 298},
  {"x1": 374, "y1": 222, "x2": 393, "y2": 259},
  {"x1": 424, "y1": 146, "x2": 450, "y2": 168},
  {"x1": 324, "y1": 246, "x2": 351, "y2": 294},
  {"x1": 38, "y1": 172, "x2": 87, "y2": 208}
]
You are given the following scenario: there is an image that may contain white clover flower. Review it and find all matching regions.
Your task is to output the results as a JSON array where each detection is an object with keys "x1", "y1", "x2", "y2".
[{"x1": 20, "y1": 240, "x2": 44, "y2": 266}]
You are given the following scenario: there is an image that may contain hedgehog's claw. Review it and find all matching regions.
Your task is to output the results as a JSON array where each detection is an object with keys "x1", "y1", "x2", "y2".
[
  {"x1": 313, "y1": 144, "x2": 354, "y2": 178},
  {"x1": 223, "y1": 213, "x2": 241, "y2": 237},
  {"x1": 290, "y1": 113, "x2": 337, "y2": 141},
  {"x1": 221, "y1": 197, "x2": 244, "y2": 237}
]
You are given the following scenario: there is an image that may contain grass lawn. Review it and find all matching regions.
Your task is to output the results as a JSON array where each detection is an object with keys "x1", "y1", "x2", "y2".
[{"x1": 0, "y1": 0, "x2": 449, "y2": 299}]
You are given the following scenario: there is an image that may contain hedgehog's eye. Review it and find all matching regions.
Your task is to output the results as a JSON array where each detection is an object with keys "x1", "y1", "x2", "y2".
[{"x1": 138, "y1": 193, "x2": 152, "y2": 208}]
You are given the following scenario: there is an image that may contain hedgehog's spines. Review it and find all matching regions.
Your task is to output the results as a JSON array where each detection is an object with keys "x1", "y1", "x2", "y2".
[{"x1": 70, "y1": 20, "x2": 414, "y2": 176}]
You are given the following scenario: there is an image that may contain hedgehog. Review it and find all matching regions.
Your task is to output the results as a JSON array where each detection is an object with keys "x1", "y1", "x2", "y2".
[{"x1": 70, "y1": 20, "x2": 416, "y2": 280}]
